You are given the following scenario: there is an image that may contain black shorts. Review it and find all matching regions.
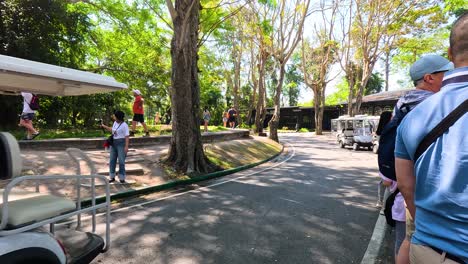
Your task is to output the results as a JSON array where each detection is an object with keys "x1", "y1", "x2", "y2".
[
  {"x1": 228, "y1": 117, "x2": 236, "y2": 123},
  {"x1": 21, "y1": 113, "x2": 35, "y2": 121},
  {"x1": 133, "y1": 114, "x2": 145, "y2": 123}
]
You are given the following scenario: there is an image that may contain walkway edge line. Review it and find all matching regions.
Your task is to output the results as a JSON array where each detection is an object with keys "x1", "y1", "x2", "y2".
[
  {"x1": 360, "y1": 213, "x2": 388, "y2": 264},
  {"x1": 81, "y1": 144, "x2": 284, "y2": 207}
]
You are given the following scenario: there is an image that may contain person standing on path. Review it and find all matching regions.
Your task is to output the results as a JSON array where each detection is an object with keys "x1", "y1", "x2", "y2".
[
  {"x1": 202, "y1": 107, "x2": 211, "y2": 132},
  {"x1": 395, "y1": 13, "x2": 468, "y2": 264},
  {"x1": 130, "y1": 89, "x2": 150, "y2": 137},
  {"x1": 19, "y1": 92, "x2": 40, "y2": 140},
  {"x1": 228, "y1": 106, "x2": 237, "y2": 129},
  {"x1": 380, "y1": 55, "x2": 453, "y2": 264},
  {"x1": 101, "y1": 110, "x2": 130, "y2": 184}
]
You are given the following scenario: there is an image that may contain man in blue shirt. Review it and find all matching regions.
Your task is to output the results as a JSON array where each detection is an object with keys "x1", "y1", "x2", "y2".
[{"x1": 395, "y1": 13, "x2": 468, "y2": 264}]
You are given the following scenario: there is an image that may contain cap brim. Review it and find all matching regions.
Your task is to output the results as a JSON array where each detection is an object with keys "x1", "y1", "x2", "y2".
[{"x1": 435, "y1": 62, "x2": 454, "y2": 73}]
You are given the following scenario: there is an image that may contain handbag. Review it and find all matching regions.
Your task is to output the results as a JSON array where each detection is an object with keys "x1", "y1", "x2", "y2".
[
  {"x1": 105, "y1": 122, "x2": 123, "y2": 147},
  {"x1": 106, "y1": 135, "x2": 114, "y2": 146}
]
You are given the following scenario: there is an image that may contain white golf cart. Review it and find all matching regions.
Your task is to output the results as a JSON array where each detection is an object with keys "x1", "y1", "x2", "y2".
[
  {"x1": 0, "y1": 55, "x2": 127, "y2": 263},
  {"x1": 331, "y1": 115, "x2": 380, "y2": 151}
]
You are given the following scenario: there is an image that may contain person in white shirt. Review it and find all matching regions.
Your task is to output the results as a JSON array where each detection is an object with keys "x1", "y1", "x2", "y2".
[
  {"x1": 19, "y1": 92, "x2": 39, "y2": 140},
  {"x1": 101, "y1": 110, "x2": 130, "y2": 183}
]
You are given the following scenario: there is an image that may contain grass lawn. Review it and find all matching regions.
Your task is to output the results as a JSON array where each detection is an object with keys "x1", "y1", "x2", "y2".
[
  {"x1": 9, "y1": 125, "x2": 229, "y2": 140},
  {"x1": 204, "y1": 137, "x2": 282, "y2": 170}
]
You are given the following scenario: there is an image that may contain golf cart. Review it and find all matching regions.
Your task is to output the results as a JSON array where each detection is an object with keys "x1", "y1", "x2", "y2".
[
  {"x1": 331, "y1": 115, "x2": 379, "y2": 151},
  {"x1": 0, "y1": 55, "x2": 127, "y2": 263}
]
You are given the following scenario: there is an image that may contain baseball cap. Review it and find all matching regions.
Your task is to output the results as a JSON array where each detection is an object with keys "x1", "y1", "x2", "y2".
[
  {"x1": 132, "y1": 89, "x2": 141, "y2": 95},
  {"x1": 410, "y1": 55, "x2": 454, "y2": 81}
]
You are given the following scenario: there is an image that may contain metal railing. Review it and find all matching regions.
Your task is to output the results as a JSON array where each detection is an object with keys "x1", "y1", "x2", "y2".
[{"x1": 0, "y1": 148, "x2": 111, "y2": 252}]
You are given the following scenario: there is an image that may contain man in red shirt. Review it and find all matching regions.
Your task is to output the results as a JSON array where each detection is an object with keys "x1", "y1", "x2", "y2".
[{"x1": 131, "y1": 89, "x2": 150, "y2": 137}]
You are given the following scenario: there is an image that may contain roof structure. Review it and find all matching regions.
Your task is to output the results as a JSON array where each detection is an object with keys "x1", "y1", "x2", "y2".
[
  {"x1": 359, "y1": 89, "x2": 412, "y2": 103},
  {"x1": 0, "y1": 55, "x2": 127, "y2": 96}
]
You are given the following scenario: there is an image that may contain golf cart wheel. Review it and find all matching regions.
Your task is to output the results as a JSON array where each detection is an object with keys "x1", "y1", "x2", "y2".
[
  {"x1": 339, "y1": 141, "x2": 345, "y2": 148},
  {"x1": 352, "y1": 143, "x2": 359, "y2": 151}
]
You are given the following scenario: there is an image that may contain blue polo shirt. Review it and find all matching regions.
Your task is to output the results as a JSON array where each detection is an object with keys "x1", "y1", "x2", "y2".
[{"x1": 395, "y1": 67, "x2": 468, "y2": 262}]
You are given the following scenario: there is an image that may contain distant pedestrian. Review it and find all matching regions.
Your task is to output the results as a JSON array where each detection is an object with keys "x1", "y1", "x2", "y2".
[
  {"x1": 130, "y1": 89, "x2": 150, "y2": 137},
  {"x1": 19, "y1": 92, "x2": 40, "y2": 140},
  {"x1": 202, "y1": 107, "x2": 211, "y2": 132},
  {"x1": 227, "y1": 106, "x2": 237, "y2": 129},
  {"x1": 222, "y1": 112, "x2": 228, "y2": 127},
  {"x1": 101, "y1": 110, "x2": 129, "y2": 184},
  {"x1": 154, "y1": 112, "x2": 160, "y2": 126}
]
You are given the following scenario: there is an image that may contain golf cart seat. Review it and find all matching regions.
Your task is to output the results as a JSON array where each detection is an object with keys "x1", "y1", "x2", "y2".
[{"x1": 0, "y1": 132, "x2": 76, "y2": 230}]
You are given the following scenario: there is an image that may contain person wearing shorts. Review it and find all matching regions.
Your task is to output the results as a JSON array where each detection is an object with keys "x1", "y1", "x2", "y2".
[
  {"x1": 130, "y1": 89, "x2": 149, "y2": 137},
  {"x1": 19, "y1": 92, "x2": 40, "y2": 140},
  {"x1": 227, "y1": 106, "x2": 237, "y2": 129}
]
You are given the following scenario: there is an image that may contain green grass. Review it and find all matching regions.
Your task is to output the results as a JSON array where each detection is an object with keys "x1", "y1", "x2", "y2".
[
  {"x1": 9, "y1": 124, "x2": 229, "y2": 140},
  {"x1": 204, "y1": 138, "x2": 282, "y2": 170}
]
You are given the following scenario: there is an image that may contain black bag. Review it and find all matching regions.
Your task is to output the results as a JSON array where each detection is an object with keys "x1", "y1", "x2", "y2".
[
  {"x1": 106, "y1": 135, "x2": 114, "y2": 146},
  {"x1": 383, "y1": 99, "x2": 468, "y2": 227},
  {"x1": 28, "y1": 94, "x2": 40, "y2": 110},
  {"x1": 105, "y1": 122, "x2": 123, "y2": 147},
  {"x1": 384, "y1": 188, "x2": 399, "y2": 227},
  {"x1": 377, "y1": 105, "x2": 411, "y2": 181}
]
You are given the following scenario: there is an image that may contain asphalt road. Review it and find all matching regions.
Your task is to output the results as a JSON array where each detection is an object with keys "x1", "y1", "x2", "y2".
[{"x1": 92, "y1": 133, "x2": 381, "y2": 264}]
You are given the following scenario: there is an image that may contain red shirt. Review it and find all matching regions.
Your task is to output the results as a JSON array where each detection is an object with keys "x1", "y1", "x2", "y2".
[{"x1": 133, "y1": 95, "x2": 144, "y2": 114}]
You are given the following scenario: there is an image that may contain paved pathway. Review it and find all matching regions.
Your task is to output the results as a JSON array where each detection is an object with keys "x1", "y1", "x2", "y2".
[{"x1": 87, "y1": 133, "x2": 381, "y2": 264}]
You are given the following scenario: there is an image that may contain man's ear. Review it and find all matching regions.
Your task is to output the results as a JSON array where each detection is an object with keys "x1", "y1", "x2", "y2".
[
  {"x1": 448, "y1": 47, "x2": 453, "y2": 62},
  {"x1": 422, "y1": 73, "x2": 431, "y2": 83}
]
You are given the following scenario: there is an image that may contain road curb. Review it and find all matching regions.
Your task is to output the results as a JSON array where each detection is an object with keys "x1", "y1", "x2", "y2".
[
  {"x1": 81, "y1": 144, "x2": 284, "y2": 207},
  {"x1": 360, "y1": 213, "x2": 388, "y2": 264}
]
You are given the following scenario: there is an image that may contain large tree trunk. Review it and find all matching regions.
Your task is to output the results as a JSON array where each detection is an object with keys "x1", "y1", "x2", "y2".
[
  {"x1": 268, "y1": 63, "x2": 285, "y2": 142},
  {"x1": 384, "y1": 50, "x2": 390, "y2": 92},
  {"x1": 246, "y1": 43, "x2": 258, "y2": 128},
  {"x1": 254, "y1": 52, "x2": 266, "y2": 134},
  {"x1": 354, "y1": 62, "x2": 372, "y2": 115},
  {"x1": 165, "y1": 0, "x2": 216, "y2": 175},
  {"x1": 314, "y1": 82, "x2": 327, "y2": 135},
  {"x1": 233, "y1": 42, "x2": 242, "y2": 126},
  {"x1": 346, "y1": 78, "x2": 355, "y2": 116}
]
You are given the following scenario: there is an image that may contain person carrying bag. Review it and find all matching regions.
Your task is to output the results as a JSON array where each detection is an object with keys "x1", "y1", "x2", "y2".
[{"x1": 101, "y1": 110, "x2": 130, "y2": 184}]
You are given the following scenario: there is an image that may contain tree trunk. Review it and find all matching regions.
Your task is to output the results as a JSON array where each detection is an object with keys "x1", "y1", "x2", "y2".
[
  {"x1": 254, "y1": 52, "x2": 266, "y2": 134},
  {"x1": 165, "y1": 0, "x2": 216, "y2": 175},
  {"x1": 354, "y1": 63, "x2": 372, "y2": 115},
  {"x1": 314, "y1": 87, "x2": 322, "y2": 135},
  {"x1": 346, "y1": 75, "x2": 355, "y2": 116},
  {"x1": 384, "y1": 50, "x2": 390, "y2": 92},
  {"x1": 246, "y1": 48, "x2": 258, "y2": 128},
  {"x1": 233, "y1": 43, "x2": 242, "y2": 126},
  {"x1": 268, "y1": 63, "x2": 285, "y2": 142}
]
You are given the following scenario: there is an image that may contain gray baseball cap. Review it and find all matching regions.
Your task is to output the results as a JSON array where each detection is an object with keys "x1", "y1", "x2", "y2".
[{"x1": 410, "y1": 55, "x2": 454, "y2": 81}]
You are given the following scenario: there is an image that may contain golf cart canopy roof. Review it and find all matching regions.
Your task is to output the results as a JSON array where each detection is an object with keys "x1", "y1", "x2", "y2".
[{"x1": 0, "y1": 55, "x2": 127, "y2": 96}]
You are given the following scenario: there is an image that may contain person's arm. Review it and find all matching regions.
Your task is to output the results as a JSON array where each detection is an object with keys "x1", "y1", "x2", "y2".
[
  {"x1": 124, "y1": 136, "x2": 129, "y2": 153},
  {"x1": 101, "y1": 124, "x2": 113, "y2": 132},
  {"x1": 396, "y1": 157, "x2": 416, "y2": 219}
]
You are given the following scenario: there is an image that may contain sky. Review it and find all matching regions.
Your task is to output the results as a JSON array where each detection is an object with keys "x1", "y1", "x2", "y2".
[{"x1": 296, "y1": 0, "x2": 449, "y2": 104}]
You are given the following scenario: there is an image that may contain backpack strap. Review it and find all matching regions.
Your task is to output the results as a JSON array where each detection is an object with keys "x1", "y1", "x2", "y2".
[{"x1": 414, "y1": 99, "x2": 468, "y2": 161}]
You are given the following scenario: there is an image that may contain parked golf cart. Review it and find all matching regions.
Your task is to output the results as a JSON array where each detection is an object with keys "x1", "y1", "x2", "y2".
[
  {"x1": 0, "y1": 55, "x2": 127, "y2": 263},
  {"x1": 331, "y1": 115, "x2": 380, "y2": 151}
]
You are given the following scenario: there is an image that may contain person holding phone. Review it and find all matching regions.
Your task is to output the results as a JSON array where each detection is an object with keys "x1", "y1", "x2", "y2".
[{"x1": 101, "y1": 110, "x2": 130, "y2": 183}]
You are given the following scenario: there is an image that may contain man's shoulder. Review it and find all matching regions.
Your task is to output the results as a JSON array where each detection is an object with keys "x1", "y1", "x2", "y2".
[{"x1": 396, "y1": 90, "x2": 433, "y2": 108}]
